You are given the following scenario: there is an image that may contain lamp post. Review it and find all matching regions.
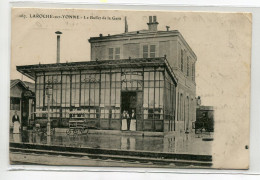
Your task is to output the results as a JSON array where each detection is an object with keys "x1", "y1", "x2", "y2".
[{"x1": 46, "y1": 85, "x2": 52, "y2": 136}]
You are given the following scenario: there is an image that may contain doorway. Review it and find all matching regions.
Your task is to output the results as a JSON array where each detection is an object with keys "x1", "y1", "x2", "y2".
[
  {"x1": 121, "y1": 91, "x2": 137, "y2": 131},
  {"x1": 121, "y1": 92, "x2": 136, "y2": 114}
]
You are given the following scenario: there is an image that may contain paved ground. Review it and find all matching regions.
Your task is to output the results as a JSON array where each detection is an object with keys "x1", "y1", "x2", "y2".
[{"x1": 10, "y1": 130, "x2": 213, "y2": 155}]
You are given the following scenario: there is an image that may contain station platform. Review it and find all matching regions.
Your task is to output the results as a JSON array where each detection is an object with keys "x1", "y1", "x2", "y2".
[{"x1": 10, "y1": 130, "x2": 213, "y2": 167}]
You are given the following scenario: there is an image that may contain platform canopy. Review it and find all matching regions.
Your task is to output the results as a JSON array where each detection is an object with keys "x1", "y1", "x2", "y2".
[{"x1": 17, "y1": 57, "x2": 178, "y2": 84}]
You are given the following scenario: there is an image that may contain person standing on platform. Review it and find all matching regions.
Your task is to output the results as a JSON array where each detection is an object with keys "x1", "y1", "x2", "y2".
[
  {"x1": 12, "y1": 111, "x2": 20, "y2": 134},
  {"x1": 121, "y1": 110, "x2": 127, "y2": 131},
  {"x1": 130, "y1": 109, "x2": 136, "y2": 131},
  {"x1": 126, "y1": 110, "x2": 131, "y2": 131}
]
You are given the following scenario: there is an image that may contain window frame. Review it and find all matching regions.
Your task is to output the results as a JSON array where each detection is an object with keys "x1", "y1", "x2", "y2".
[
  {"x1": 108, "y1": 46, "x2": 121, "y2": 60},
  {"x1": 140, "y1": 42, "x2": 159, "y2": 58}
]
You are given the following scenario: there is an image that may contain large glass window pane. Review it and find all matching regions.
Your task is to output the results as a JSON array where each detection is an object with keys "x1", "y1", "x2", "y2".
[
  {"x1": 36, "y1": 90, "x2": 40, "y2": 108},
  {"x1": 116, "y1": 73, "x2": 121, "y2": 81},
  {"x1": 101, "y1": 89, "x2": 105, "y2": 105},
  {"x1": 84, "y1": 88, "x2": 89, "y2": 105},
  {"x1": 105, "y1": 88, "x2": 110, "y2": 105},
  {"x1": 40, "y1": 88, "x2": 44, "y2": 107},
  {"x1": 111, "y1": 73, "x2": 116, "y2": 82},
  {"x1": 159, "y1": 72, "x2": 164, "y2": 81},
  {"x1": 115, "y1": 89, "x2": 120, "y2": 106},
  {"x1": 52, "y1": 84, "x2": 57, "y2": 106},
  {"x1": 111, "y1": 88, "x2": 115, "y2": 106},
  {"x1": 101, "y1": 74, "x2": 106, "y2": 82},
  {"x1": 126, "y1": 81, "x2": 131, "y2": 89},
  {"x1": 155, "y1": 72, "x2": 160, "y2": 80},
  {"x1": 105, "y1": 74, "x2": 110, "y2": 82},
  {"x1": 149, "y1": 88, "x2": 154, "y2": 108},
  {"x1": 111, "y1": 82, "x2": 116, "y2": 88},
  {"x1": 149, "y1": 80, "x2": 154, "y2": 88},
  {"x1": 75, "y1": 88, "x2": 80, "y2": 106},
  {"x1": 155, "y1": 80, "x2": 160, "y2": 87},
  {"x1": 149, "y1": 72, "x2": 154, "y2": 80},
  {"x1": 155, "y1": 88, "x2": 160, "y2": 108},
  {"x1": 95, "y1": 88, "x2": 99, "y2": 106},
  {"x1": 122, "y1": 82, "x2": 126, "y2": 90},
  {"x1": 57, "y1": 85, "x2": 61, "y2": 104},
  {"x1": 143, "y1": 88, "x2": 148, "y2": 108},
  {"x1": 159, "y1": 87, "x2": 164, "y2": 108},
  {"x1": 144, "y1": 72, "x2": 149, "y2": 80},
  {"x1": 90, "y1": 89, "x2": 95, "y2": 106}
]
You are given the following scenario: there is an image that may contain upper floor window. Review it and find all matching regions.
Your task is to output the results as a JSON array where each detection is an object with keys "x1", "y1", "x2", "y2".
[
  {"x1": 186, "y1": 57, "x2": 189, "y2": 77},
  {"x1": 192, "y1": 63, "x2": 195, "y2": 81},
  {"x1": 181, "y1": 50, "x2": 184, "y2": 72},
  {"x1": 143, "y1": 44, "x2": 156, "y2": 58},
  {"x1": 115, "y1": 48, "x2": 120, "y2": 60},
  {"x1": 108, "y1": 47, "x2": 120, "y2": 60},
  {"x1": 143, "y1": 45, "x2": 148, "y2": 58},
  {"x1": 150, "y1": 45, "x2": 156, "y2": 58}
]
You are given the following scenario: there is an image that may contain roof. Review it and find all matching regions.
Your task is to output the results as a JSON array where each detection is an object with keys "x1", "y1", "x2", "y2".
[
  {"x1": 89, "y1": 30, "x2": 196, "y2": 59},
  {"x1": 23, "y1": 81, "x2": 35, "y2": 92},
  {"x1": 197, "y1": 106, "x2": 214, "y2": 111},
  {"x1": 89, "y1": 30, "x2": 179, "y2": 41},
  {"x1": 17, "y1": 57, "x2": 178, "y2": 85},
  {"x1": 10, "y1": 79, "x2": 35, "y2": 92}
]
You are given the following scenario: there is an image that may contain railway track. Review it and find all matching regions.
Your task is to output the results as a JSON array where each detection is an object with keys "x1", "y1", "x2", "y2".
[{"x1": 9, "y1": 142, "x2": 212, "y2": 168}]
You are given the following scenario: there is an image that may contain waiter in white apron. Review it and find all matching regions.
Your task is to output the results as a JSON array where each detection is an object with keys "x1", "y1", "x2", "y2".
[
  {"x1": 121, "y1": 110, "x2": 128, "y2": 131},
  {"x1": 12, "y1": 111, "x2": 20, "y2": 134},
  {"x1": 130, "y1": 109, "x2": 136, "y2": 131}
]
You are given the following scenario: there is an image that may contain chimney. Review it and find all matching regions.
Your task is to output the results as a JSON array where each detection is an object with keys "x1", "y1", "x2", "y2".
[
  {"x1": 55, "y1": 31, "x2": 62, "y2": 63},
  {"x1": 125, "y1": 16, "x2": 128, "y2": 33},
  {"x1": 147, "y1": 16, "x2": 159, "y2": 31}
]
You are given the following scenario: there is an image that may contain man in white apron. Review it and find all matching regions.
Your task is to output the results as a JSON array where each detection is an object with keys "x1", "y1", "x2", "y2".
[
  {"x1": 121, "y1": 110, "x2": 127, "y2": 131},
  {"x1": 12, "y1": 111, "x2": 20, "y2": 134},
  {"x1": 130, "y1": 109, "x2": 136, "y2": 131}
]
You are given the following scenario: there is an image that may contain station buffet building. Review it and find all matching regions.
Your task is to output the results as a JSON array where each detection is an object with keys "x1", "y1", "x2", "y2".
[{"x1": 17, "y1": 16, "x2": 197, "y2": 134}]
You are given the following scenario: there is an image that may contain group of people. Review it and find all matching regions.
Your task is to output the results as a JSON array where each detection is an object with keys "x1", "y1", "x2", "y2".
[{"x1": 121, "y1": 109, "x2": 136, "y2": 131}]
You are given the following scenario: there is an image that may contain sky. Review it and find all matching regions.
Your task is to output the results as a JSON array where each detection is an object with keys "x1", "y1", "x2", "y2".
[{"x1": 11, "y1": 8, "x2": 252, "y2": 107}]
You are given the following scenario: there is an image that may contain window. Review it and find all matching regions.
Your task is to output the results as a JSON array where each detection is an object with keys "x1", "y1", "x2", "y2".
[
  {"x1": 10, "y1": 97, "x2": 20, "y2": 110},
  {"x1": 143, "y1": 45, "x2": 148, "y2": 58},
  {"x1": 115, "y1": 48, "x2": 120, "y2": 60},
  {"x1": 192, "y1": 63, "x2": 195, "y2": 81},
  {"x1": 108, "y1": 48, "x2": 113, "y2": 59},
  {"x1": 150, "y1": 45, "x2": 156, "y2": 58},
  {"x1": 187, "y1": 57, "x2": 189, "y2": 77},
  {"x1": 181, "y1": 50, "x2": 184, "y2": 72},
  {"x1": 143, "y1": 70, "x2": 164, "y2": 121},
  {"x1": 108, "y1": 47, "x2": 120, "y2": 60},
  {"x1": 143, "y1": 44, "x2": 156, "y2": 58}
]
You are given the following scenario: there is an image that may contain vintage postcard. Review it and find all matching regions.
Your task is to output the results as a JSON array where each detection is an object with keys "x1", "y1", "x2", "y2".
[{"x1": 10, "y1": 8, "x2": 251, "y2": 169}]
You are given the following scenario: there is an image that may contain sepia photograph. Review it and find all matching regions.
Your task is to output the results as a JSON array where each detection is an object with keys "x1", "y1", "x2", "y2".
[{"x1": 9, "y1": 8, "x2": 251, "y2": 169}]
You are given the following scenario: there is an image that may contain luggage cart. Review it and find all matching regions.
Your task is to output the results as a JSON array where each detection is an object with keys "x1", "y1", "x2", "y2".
[
  {"x1": 66, "y1": 120, "x2": 88, "y2": 135},
  {"x1": 66, "y1": 111, "x2": 89, "y2": 135}
]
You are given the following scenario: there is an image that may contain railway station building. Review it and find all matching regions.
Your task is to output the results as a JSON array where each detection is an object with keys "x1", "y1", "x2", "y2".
[{"x1": 17, "y1": 16, "x2": 197, "y2": 134}]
